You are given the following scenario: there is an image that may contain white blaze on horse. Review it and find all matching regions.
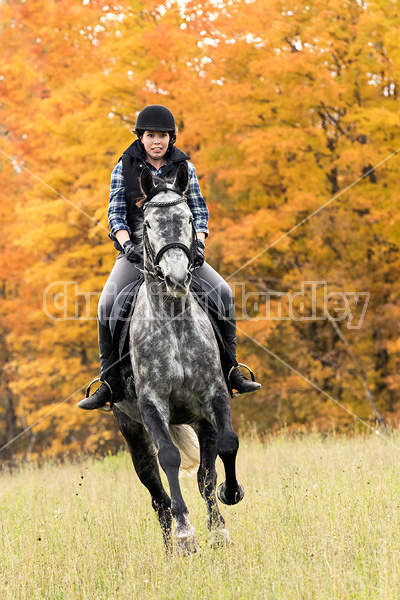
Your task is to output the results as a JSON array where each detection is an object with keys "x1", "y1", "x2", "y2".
[{"x1": 113, "y1": 164, "x2": 244, "y2": 553}]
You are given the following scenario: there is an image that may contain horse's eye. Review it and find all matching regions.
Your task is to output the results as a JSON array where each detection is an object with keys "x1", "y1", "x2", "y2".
[
  {"x1": 145, "y1": 221, "x2": 151, "y2": 229},
  {"x1": 189, "y1": 216, "x2": 193, "y2": 224}
]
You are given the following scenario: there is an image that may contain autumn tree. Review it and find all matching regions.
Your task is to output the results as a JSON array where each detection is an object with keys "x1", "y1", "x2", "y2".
[{"x1": 1, "y1": 0, "x2": 400, "y2": 458}]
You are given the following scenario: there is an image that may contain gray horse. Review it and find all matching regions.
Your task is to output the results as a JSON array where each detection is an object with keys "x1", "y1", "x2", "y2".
[{"x1": 113, "y1": 163, "x2": 244, "y2": 553}]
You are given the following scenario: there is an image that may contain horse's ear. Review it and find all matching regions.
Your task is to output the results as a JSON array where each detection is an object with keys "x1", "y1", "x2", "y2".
[
  {"x1": 174, "y1": 162, "x2": 189, "y2": 195},
  {"x1": 139, "y1": 167, "x2": 154, "y2": 198}
]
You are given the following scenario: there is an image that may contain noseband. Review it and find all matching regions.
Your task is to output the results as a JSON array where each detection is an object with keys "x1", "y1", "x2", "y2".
[{"x1": 142, "y1": 191, "x2": 195, "y2": 280}]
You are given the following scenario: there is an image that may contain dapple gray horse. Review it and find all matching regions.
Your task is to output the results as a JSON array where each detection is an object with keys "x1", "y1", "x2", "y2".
[{"x1": 113, "y1": 163, "x2": 244, "y2": 553}]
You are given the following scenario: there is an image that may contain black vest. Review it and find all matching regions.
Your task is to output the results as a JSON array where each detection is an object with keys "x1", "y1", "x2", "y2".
[{"x1": 120, "y1": 139, "x2": 190, "y2": 242}]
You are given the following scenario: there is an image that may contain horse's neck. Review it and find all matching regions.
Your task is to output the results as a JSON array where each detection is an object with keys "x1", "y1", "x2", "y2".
[{"x1": 143, "y1": 278, "x2": 193, "y2": 317}]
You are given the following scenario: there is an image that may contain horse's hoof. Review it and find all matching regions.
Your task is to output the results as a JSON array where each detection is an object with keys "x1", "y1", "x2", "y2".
[
  {"x1": 176, "y1": 535, "x2": 200, "y2": 556},
  {"x1": 209, "y1": 528, "x2": 233, "y2": 548},
  {"x1": 217, "y1": 481, "x2": 244, "y2": 505}
]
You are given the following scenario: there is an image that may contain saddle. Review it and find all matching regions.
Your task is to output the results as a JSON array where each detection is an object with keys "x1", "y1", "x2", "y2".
[{"x1": 106, "y1": 274, "x2": 237, "y2": 397}]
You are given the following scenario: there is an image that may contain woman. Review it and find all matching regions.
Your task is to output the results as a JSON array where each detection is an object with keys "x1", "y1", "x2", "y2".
[{"x1": 79, "y1": 105, "x2": 260, "y2": 410}]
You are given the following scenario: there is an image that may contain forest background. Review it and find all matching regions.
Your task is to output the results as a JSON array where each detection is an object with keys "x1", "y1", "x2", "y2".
[{"x1": 0, "y1": 0, "x2": 399, "y2": 459}]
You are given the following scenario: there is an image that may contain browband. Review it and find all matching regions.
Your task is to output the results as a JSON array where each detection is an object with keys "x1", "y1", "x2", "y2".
[{"x1": 143, "y1": 185, "x2": 187, "y2": 208}]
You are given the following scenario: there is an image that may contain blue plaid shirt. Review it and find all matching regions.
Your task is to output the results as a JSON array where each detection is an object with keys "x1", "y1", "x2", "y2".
[{"x1": 108, "y1": 160, "x2": 209, "y2": 240}]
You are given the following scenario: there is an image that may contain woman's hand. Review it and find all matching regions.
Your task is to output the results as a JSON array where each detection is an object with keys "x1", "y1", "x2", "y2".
[
  {"x1": 123, "y1": 240, "x2": 143, "y2": 264},
  {"x1": 193, "y1": 239, "x2": 205, "y2": 268}
]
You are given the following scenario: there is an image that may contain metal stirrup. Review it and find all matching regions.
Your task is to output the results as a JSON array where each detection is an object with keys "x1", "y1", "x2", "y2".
[
  {"x1": 85, "y1": 377, "x2": 113, "y2": 412},
  {"x1": 227, "y1": 363, "x2": 257, "y2": 384}
]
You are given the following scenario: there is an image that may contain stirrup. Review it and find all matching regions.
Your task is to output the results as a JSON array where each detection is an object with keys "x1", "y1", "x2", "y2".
[
  {"x1": 228, "y1": 363, "x2": 257, "y2": 398},
  {"x1": 85, "y1": 377, "x2": 113, "y2": 412}
]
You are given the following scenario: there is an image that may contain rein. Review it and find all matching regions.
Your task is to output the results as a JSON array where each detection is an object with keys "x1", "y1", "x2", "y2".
[{"x1": 140, "y1": 192, "x2": 196, "y2": 280}]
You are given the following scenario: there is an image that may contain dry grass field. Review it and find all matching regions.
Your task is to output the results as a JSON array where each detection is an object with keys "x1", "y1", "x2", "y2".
[{"x1": 1, "y1": 430, "x2": 400, "y2": 599}]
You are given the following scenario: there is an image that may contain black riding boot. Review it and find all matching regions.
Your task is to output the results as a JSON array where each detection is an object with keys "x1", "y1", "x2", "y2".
[
  {"x1": 222, "y1": 310, "x2": 262, "y2": 396},
  {"x1": 78, "y1": 321, "x2": 124, "y2": 410}
]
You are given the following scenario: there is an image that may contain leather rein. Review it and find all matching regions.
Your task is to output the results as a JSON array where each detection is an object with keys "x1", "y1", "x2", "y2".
[{"x1": 141, "y1": 186, "x2": 196, "y2": 280}]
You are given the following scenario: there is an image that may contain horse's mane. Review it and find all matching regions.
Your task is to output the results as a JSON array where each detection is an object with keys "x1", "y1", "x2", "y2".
[
  {"x1": 135, "y1": 175, "x2": 175, "y2": 207},
  {"x1": 130, "y1": 215, "x2": 144, "y2": 247}
]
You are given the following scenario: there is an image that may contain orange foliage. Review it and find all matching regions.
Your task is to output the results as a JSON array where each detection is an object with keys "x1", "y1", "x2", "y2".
[{"x1": 1, "y1": 0, "x2": 400, "y2": 457}]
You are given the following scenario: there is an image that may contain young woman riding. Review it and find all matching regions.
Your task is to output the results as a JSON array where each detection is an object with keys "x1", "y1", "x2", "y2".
[{"x1": 79, "y1": 104, "x2": 261, "y2": 410}]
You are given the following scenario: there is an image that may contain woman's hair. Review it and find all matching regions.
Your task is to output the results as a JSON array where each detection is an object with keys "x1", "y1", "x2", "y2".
[{"x1": 134, "y1": 129, "x2": 177, "y2": 147}]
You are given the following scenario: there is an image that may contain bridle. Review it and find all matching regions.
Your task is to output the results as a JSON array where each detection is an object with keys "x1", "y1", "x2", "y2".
[{"x1": 140, "y1": 186, "x2": 196, "y2": 281}]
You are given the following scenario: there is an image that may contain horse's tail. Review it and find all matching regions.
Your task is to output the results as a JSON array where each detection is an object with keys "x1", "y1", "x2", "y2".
[{"x1": 169, "y1": 425, "x2": 200, "y2": 475}]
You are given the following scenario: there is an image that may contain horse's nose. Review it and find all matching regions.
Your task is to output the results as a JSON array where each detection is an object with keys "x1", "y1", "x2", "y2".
[{"x1": 165, "y1": 274, "x2": 190, "y2": 297}]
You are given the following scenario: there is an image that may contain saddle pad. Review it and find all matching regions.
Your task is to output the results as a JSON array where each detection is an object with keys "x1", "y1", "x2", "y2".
[{"x1": 109, "y1": 275, "x2": 144, "y2": 355}]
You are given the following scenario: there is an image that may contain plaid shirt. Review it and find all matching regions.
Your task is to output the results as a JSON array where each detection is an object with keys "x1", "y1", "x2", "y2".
[{"x1": 108, "y1": 159, "x2": 209, "y2": 240}]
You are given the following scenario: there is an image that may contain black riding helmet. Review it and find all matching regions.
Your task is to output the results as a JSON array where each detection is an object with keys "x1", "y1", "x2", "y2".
[
  {"x1": 135, "y1": 105, "x2": 177, "y2": 147},
  {"x1": 135, "y1": 105, "x2": 176, "y2": 132}
]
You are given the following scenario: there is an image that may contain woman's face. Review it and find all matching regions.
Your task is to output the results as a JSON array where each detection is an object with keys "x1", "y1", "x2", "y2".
[{"x1": 141, "y1": 131, "x2": 170, "y2": 161}]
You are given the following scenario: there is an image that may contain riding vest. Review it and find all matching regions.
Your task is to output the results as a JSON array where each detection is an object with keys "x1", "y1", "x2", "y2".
[{"x1": 120, "y1": 139, "x2": 190, "y2": 242}]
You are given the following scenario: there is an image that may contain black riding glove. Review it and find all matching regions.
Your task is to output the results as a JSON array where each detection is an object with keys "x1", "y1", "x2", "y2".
[
  {"x1": 193, "y1": 239, "x2": 205, "y2": 268},
  {"x1": 123, "y1": 240, "x2": 143, "y2": 264}
]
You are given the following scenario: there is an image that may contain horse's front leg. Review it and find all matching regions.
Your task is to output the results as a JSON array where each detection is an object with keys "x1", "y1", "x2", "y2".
[
  {"x1": 113, "y1": 406, "x2": 172, "y2": 550},
  {"x1": 138, "y1": 389, "x2": 199, "y2": 554},
  {"x1": 208, "y1": 384, "x2": 244, "y2": 506},
  {"x1": 193, "y1": 419, "x2": 232, "y2": 547}
]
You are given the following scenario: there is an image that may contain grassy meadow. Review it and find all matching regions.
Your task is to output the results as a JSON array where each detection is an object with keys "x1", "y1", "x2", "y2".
[{"x1": 2, "y1": 430, "x2": 400, "y2": 599}]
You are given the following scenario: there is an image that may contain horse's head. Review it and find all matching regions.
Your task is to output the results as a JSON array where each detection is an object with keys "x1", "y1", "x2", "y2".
[{"x1": 140, "y1": 163, "x2": 194, "y2": 298}]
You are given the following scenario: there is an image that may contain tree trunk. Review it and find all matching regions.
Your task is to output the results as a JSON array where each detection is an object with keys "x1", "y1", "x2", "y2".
[{"x1": 330, "y1": 320, "x2": 383, "y2": 425}]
